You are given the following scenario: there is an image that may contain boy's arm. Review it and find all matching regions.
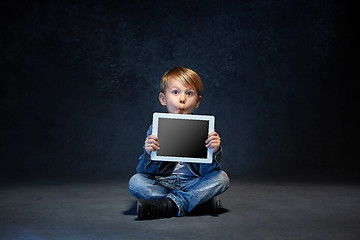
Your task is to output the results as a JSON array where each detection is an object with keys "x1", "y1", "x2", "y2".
[
  {"x1": 144, "y1": 135, "x2": 160, "y2": 155},
  {"x1": 198, "y1": 146, "x2": 223, "y2": 176},
  {"x1": 213, "y1": 146, "x2": 223, "y2": 162},
  {"x1": 206, "y1": 130, "x2": 221, "y2": 154},
  {"x1": 198, "y1": 131, "x2": 223, "y2": 175},
  {"x1": 135, "y1": 125, "x2": 162, "y2": 175}
]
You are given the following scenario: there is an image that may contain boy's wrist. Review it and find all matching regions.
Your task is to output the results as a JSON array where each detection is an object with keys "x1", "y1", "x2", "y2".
[{"x1": 214, "y1": 146, "x2": 222, "y2": 155}]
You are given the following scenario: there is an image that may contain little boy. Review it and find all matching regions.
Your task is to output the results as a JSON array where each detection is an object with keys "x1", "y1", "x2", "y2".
[{"x1": 128, "y1": 66, "x2": 230, "y2": 220}]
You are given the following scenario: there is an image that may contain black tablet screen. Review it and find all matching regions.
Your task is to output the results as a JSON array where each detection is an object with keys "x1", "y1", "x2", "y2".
[{"x1": 157, "y1": 118, "x2": 208, "y2": 158}]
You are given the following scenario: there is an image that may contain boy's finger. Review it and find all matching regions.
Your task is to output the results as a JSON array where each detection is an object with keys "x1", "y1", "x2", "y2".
[
  {"x1": 145, "y1": 139, "x2": 159, "y2": 145},
  {"x1": 147, "y1": 135, "x2": 158, "y2": 141},
  {"x1": 151, "y1": 142, "x2": 160, "y2": 149},
  {"x1": 146, "y1": 144, "x2": 159, "y2": 152},
  {"x1": 205, "y1": 136, "x2": 221, "y2": 144},
  {"x1": 150, "y1": 140, "x2": 159, "y2": 146},
  {"x1": 207, "y1": 135, "x2": 220, "y2": 140},
  {"x1": 206, "y1": 139, "x2": 220, "y2": 147},
  {"x1": 208, "y1": 133, "x2": 219, "y2": 139},
  {"x1": 208, "y1": 131, "x2": 216, "y2": 136},
  {"x1": 208, "y1": 130, "x2": 218, "y2": 135}
]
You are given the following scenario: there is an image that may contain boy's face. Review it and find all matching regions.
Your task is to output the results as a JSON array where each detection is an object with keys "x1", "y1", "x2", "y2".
[{"x1": 159, "y1": 78, "x2": 201, "y2": 114}]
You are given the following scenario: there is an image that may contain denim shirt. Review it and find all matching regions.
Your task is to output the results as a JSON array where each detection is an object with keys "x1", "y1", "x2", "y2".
[{"x1": 136, "y1": 124, "x2": 223, "y2": 177}]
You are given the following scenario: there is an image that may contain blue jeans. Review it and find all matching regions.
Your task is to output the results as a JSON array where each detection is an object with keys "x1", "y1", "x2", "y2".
[{"x1": 128, "y1": 170, "x2": 230, "y2": 216}]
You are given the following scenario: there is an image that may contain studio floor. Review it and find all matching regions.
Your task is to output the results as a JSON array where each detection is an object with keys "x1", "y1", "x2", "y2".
[{"x1": 0, "y1": 178, "x2": 359, "y2": 240}]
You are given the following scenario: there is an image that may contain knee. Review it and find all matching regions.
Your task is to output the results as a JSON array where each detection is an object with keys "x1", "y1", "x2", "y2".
[
  {"x1": 128, "y1": 173, "x2": 145, "y2": 197},
  {"x1": 128, "y1": 173, "x2": 141, "y2": 186},
  {"x1": 209, "y1": 170, "x2": 230, "y2": 192},
  {"x1": 203, "y1": 170, "x2": 230, "y2": 189},
  {"x1": 218, "y1": 170, "x2": 230, "y2": 189}
]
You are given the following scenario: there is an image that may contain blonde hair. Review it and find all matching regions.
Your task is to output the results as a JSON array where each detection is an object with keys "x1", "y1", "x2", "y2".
[{"x1": 160, "y1": 66, "x2": 203, "y2": 96}]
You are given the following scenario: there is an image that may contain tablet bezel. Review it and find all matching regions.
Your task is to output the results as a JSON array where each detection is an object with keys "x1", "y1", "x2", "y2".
[{"x1": 151, "y1": 112, "x2": 214, "y2": 163}]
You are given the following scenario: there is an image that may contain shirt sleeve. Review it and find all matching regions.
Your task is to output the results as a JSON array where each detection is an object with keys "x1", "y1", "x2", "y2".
[
  {"x1": 213, "y1": 146, "x2": 223, "y2": 163},
  {"x1": 135, "y1": 125, "x2": 162, "y2": 175}
]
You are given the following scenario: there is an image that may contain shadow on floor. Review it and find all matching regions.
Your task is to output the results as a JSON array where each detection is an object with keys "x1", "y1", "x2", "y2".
[{"x1": 123, "y1": 201, "x2": 137, "y2": 216}]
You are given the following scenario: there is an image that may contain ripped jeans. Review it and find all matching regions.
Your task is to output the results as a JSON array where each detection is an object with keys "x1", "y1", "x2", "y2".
[{"x1": 128, "y1": 170, "x2": 230, "y2": 216}]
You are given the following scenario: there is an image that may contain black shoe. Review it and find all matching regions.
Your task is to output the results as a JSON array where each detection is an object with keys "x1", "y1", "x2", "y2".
[
  {"x1": 192, "y1": 196, "x2": 221, "y2": 215},
  {"x1": 137, "y1": 198, "x2": 174, "y2": 220}
]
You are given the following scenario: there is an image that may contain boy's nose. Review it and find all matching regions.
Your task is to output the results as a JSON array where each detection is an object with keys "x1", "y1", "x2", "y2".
[{"x1": 179, "y1": 94, "x2": 186, "y2": 103}]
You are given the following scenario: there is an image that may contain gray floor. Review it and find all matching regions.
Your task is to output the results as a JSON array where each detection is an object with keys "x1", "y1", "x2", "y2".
[{"x1": 0, "y1": 179, "x2": 359, "y2": 240}]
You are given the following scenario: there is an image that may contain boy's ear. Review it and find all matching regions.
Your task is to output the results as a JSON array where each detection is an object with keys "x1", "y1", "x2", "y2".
[
  {"x1": 159, "y1": 92, "x2": 167, "y2": 106},
  {"x1": 195, "y1": 95, "x2": 202, "y2": 108}
]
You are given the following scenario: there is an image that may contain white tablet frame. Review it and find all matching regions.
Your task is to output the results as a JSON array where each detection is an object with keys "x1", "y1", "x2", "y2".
[{"x1": 151, "y1": 112, "x2": 214, "y2": 163}]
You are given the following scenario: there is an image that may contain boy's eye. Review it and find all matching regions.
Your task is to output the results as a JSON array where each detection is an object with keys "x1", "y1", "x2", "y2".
[
  {"x1": 172, "y1": 90, "x2": 179, "y2": 94},
  {"x1": 187, "y1": 91, "x2": 194, "y2": 96}
]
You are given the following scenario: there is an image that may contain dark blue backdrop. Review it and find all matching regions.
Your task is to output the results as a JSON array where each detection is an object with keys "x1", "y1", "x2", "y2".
[{"x1": 1, "y1": 0, "x2": 356, "y2": 181}]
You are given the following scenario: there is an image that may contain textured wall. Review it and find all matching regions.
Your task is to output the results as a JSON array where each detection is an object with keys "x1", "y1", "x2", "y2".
[{"x1": 1, "y1": 0, "x2": 356, "y2": 180}]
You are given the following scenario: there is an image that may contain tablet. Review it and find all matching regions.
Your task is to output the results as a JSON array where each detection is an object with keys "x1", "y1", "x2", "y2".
[{"x1": 151, "y1": 112, "x2": 215, "y2": 163}]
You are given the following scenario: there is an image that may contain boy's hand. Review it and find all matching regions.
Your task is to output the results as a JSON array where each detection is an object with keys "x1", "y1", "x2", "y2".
[
  {"x1": 205, "y1": 130, "x2": 221, "y2": 153},
  {"x1": 145, "y1": 135, "x2": 160, "y2": 155}
]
